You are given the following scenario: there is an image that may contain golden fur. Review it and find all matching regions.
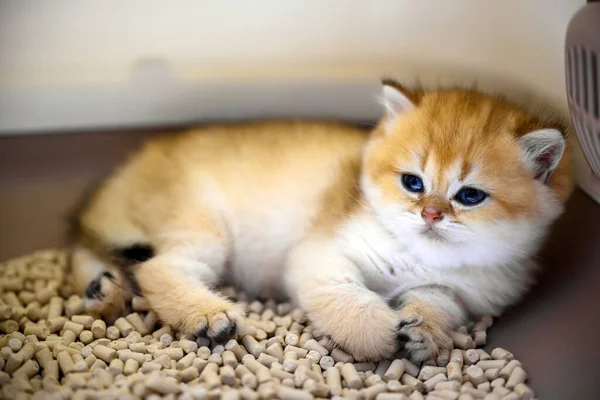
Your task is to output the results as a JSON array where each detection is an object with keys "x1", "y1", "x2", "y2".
[{"x1": 72, "y1": 81, "x2": 573, "y2": 361}]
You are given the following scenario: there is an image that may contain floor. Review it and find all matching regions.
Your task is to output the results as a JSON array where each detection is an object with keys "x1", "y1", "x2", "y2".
[{"x1": 1, "y1": 129, "x2": 599, "y2": 400}]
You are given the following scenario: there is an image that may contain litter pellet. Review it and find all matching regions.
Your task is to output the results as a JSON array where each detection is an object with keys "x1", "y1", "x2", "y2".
[
  {"x1": 499, "y1": 360, "x2": 522, "y2": 379},
  {"x1": 466, "y1": 365, "x2": 487, "y2": 385},
  {"x1": 341, "y1": 363, "x2": 362, "y2": 389},
  {"x1": 505, "y1": 366, "x2": 527, "y2": 389},
  {"x1": 450, "y1": 331, "x2": 475, "y2": 350},
  {"x1": 114, "y1": 318, "x2": 135, "y2": 337},
  {"x1": 331, "y1": 348, "x2": 354, "y2": 363},
  {"x1": 490, "y1": 348, "x2": 514, "y2": 361},
  {"x1": 424, "y1": 373, "x2": 447, "y2": 392},
  {"x1": 56, "y1": 351, "x2": 75, "y2": 374},
  {"x1": 106, "y1": 326, "x2": 120, "y2": 340},
  {"x1": 418, "y1": 366, "x2": 446, "y2": 381}
]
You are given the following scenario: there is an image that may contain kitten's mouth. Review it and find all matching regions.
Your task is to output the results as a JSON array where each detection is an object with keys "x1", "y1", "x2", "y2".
[{"x1": 421, "y1": 226, "x2": 446, "y2": 241}]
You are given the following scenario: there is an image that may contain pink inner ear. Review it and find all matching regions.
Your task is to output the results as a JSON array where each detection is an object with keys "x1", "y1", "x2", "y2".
[{"x1": 534, "y1": 147, "x2": 557, "y2": 182}]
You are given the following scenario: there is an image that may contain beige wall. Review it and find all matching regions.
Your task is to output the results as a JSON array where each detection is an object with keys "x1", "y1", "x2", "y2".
[{"x1": 1, "y1": 0, "x2": 595, "y2": 201}]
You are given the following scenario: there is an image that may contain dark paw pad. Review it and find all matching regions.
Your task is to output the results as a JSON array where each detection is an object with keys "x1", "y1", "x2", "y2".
[
  {"x1": 210, "y1": 321, "x2": 236, "y2": 344},
  {"x1": 194, "y1": 325, "x2": 208, "y2": 339},
  {"x1": 84, "y1": 276, "x2": 104, "y2": 300}
]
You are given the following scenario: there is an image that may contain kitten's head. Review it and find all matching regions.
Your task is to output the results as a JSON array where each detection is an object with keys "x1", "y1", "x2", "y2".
[{"x1": 362, "y1": 80, "x2": 574, "y2": 268}]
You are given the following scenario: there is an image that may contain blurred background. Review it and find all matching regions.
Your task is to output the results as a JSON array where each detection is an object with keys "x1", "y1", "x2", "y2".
[{"x1": 0, "y1": 1, "x2": 598, "y2": 399}]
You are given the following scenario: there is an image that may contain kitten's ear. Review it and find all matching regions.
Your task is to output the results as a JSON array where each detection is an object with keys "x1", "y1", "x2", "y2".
[
  {"x1": 519, "y1": 129, "x2": 565, "y2": 183},
  {"x1": 380, "y1": 79, "x2": 417, "y2": 120}
]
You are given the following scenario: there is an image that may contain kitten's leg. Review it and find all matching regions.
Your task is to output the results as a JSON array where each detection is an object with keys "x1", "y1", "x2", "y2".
[
  {"x1": 133, "y1": 239, "x2": 244, "y2": 343},
  {"x1": 285, "y1": 239, "x2": 398, "y2": 361},
  {"x1": 396, "y1": 286, "x2": 466, "y2": 362}
]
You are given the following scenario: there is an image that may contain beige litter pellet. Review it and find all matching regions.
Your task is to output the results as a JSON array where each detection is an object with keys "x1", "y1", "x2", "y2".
[
  {"x1": 0, "y1": 249, "x2": 537, "y2": 399},
  {"x1": 490, "y1": 347, "x2": 514, "y2": 362}
]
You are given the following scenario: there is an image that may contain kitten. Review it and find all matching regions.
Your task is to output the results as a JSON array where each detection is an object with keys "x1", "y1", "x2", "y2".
[{"x1": 72, "y1": 80, "x2": 573, "y2": 361}]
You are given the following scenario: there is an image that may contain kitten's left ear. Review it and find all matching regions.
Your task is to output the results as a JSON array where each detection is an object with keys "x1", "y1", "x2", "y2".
[
  {"x1": 380, "y1": 79, "x2": 417, "y2": 120},
  {"x1": 519, "y1": 129, "x2": 565, "y2": 183}
]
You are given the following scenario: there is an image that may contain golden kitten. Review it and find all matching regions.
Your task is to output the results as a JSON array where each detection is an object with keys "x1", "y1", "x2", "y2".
[{"x1": 72, "y1": 80, "x2": 573, "y2": 362}]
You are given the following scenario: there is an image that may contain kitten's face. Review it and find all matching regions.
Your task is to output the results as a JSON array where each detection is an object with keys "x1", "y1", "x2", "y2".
[{"x1": 362, "y1": 85, "x2": 573, "y2": 268}]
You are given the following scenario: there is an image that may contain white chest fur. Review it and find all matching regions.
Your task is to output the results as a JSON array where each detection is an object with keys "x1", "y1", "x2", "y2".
[{"x1": 338, "y1": 215, "x2": 534, "y2": 316}]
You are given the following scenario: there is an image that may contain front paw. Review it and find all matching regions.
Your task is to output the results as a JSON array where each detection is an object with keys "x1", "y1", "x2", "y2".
[
  {"x1": 305, "y1": 290, "x2": 398, "y2": 361},
  {"x1": 177, "y1": 295, "x2": 245, "y2": 344},
  {"x1": 397, "y1": 306, "x2": 451, "y2": 362}
]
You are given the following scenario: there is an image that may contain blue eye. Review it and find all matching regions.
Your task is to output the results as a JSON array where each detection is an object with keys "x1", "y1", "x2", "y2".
[
  {"x1": 401, "y1": 174, "x2": 424, "y2": 193},
  {"x1": 455, "y1": 187, "x2": 487, "y2": 206}
]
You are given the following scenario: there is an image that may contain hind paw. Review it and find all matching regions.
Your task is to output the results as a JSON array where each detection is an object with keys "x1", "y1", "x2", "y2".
[{"x1": 83, "y1": 271, "x2": 128, "y2": 322}]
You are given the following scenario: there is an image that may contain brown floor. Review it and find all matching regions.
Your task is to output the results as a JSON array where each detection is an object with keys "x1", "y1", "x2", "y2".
[{"x1": 1, "y1": 129, "x2": 599, "y2": 399}]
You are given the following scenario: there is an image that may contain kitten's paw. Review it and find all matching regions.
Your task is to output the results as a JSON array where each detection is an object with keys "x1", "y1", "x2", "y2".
[
  {"x1": 305, "y1": 290, "x2": 398, "y2": 361},
  {"x1": 83, "y1": 271, "x2": 128, "y2": 323},
  {"x1": 397, "y1": 306, "x2": 451, "y2": 362},
  {"x1": 178, "y1": 296, "x2": 245, "y2": 344}
]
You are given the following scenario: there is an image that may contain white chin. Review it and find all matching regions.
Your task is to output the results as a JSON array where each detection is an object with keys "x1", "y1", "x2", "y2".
[{"x1": 420, "y1": 228, "x2": 447, "y2": 242}]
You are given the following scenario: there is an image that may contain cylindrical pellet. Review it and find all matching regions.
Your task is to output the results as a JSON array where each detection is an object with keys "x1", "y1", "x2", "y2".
[
  {"x1": 44, "y1": 360, "x2": 59, "y2": 380},
  {"x1": 466, "y1": 365, "x2": 487, "y2": 385},
  {"x1": 400, "y1": 373, "x2": 424, "y2": 391},
  {"x1": 401, "y1": 359, "x2": 420, "y2": 377},
  {"x1": 79, "y1": 330, "x2": 94, "y2": 345},
  {"x1": 108, "y1": 358, "x2": 124, "y2": 375},
  {"x1": 62, "y1": 320, "x2": 84, "y2": 336},
  {"x1": 35, "y1": 346, "x2": 53, "y2": 368},
  {"x1": 490, "y1": 348, "x2": 514, "y2": 361},
  {"x1": 56, "y1": 351, "x2": 75, "y2": 374},
  {"x1": 451, "y1": 331, "x2": 474, "y2": 350},
  {"x1": 71, "y1": 315, "x2": 94, "y2": 329},
  {"x1": 284, "y1": 333, "x2": 299, "y2": 346},
  {"x1": 242, "y1": 335, "x2": 264, "y2": 358},
  {"x1": 47, "y1": 317, "x2": 67, "y2": 333},
  {"x1": 46, "y1": 297, "x2": 63, "y2": 320},
  {"x1": 123, "y1": 359, "x2": 139, "y2": 375},
  {"x1": 114, "y1": 317, "x2": 135, "y2": 336},
  {"x1": 220, "y1": 365, "x2": 237, "y2": 385},
  {"x1": 499, "y1": 360, "x2": 522, "y2": 379},
  {"x1": 477, "y1": 360, "x2": 507, "y2": 371},
  {"x1": 330, "y1": 348, "x2": 354, "y2": 363},
  {"x1": 418, "y1": 366, "x2": 446, "y2": 381},
  {"x1": 0, "y1": 304, "x2": 13, "y2": 320},
  {"x1": 484, "y1": 368, "x2": 500, "y2": 381},
  {"x1": 446, "y1": 362, "x2": 462, "y2": 382},
  {"x1": 278, "y1": 386, "x2": 314, "y2": 400},
  {"x1": 464, "y1": 349, "x2": 479, "y2": 365},
  {"x1": 424, "y1": 373, "x2": 447, "y2": 392},
  {"x1": 284, "y1": 345, "x2": 308, "y2": 358},
  {"x1": 473, "y1": 331, "x2": 486, "y2": 346},
  {"x1": 177, "y1": 338, "x2": 199, "y2": 354},
  {"x1": 475, "y1": 349, "x2": 492, "y2": 361},
  {"x1": 303, "y1": 339, "x2": 329, "y2": 356},
  {"x1": 514, "y1": 383, "x2": 534, "y2": 399},
  {"x1": 93, "y1": 345, "x2": 117, "y2": 363},
  {"x1": 505, "y1": 366, "x2": 527, "y2": 389},
  {"x1": 146, "y1": 373, "x2": 181, "y2": 394},
  {"x1": 13, "y1": 359, "x2": 40, "y2": 378},
  {"x1": 124, "y1": 313, "x2": 149, "y2": 335},
  {"x1": 341, "y1": 363, "x2": 361, "y2": 389},
  {"x1": 91, "y1": 320, "x2": 106, "y2": 339},
  {"x1": 72, "y1": 353, "x2": 88, "y2": 372},
  {"x1": 383, "y1": 359, "x2": 405, "y2": 382}
]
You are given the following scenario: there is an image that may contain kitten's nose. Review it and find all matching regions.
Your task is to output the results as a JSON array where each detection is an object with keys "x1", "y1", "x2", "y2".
[{"x1": 421, "y1": 207, "x2": 444, "y2": 224}]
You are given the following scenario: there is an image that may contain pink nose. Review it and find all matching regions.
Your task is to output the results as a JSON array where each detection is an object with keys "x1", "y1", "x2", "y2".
[{"x1": 421, "y1": 207, "x2": 443, "y2": 224}]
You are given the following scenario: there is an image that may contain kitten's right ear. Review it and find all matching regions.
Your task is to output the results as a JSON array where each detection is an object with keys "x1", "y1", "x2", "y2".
[
  {"x1": 519, "y1": 128, "x2": 566, "y2": 184},
  {"x1": 380, "y1": 79, "x2": 417, "y2": 120}
]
